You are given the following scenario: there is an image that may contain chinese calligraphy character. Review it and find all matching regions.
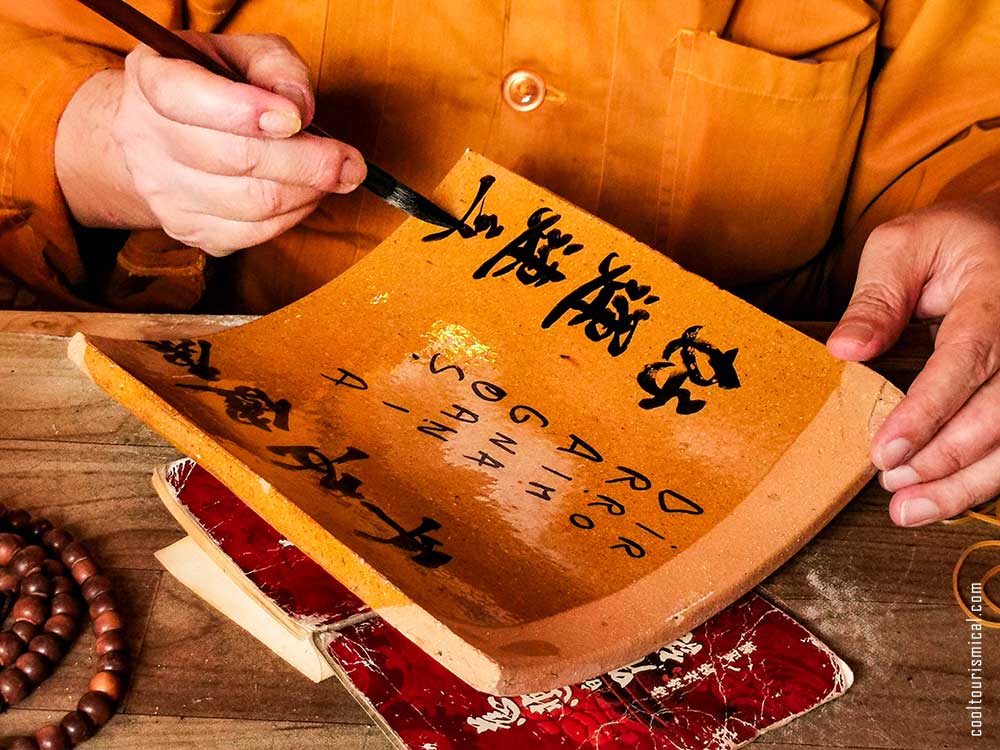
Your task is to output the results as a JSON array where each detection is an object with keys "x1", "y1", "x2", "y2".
[
  {"x1": 657, "y1": 633, "x2": 703, "y2": 664},
  {"x1": 520, "y1": 687, "x2": 578, "y2": 715},
  {"x1": 178, "y1": 383, "x2": 290, "y2": 431},
  {"x1": 141, "y1": 339, "x2": 220, "y2": 380},
  {"x1": 473, "y1": 207, "x2": 581, "y2": 287},
  {"x1": 422, "y1": 175, "x2": 504, "y2": 242},
  {"x1": 637, "y1": 325, "x2": 740, "y2": 413},
  {"x1": 608, "y1": 657, "x2": 659, "y2": 688},
  {"x1": 266, "y1": 445, "x2": 368, "y2": 497},
  {"x1": 542, "y1": 252, "x2": 659, "y2": 356},
  {"x1": 356, "y1": 503, "x2": 452, "y2": 568},
  {"x1": 467, "y1": 697, "x2": 526, "y2": 733}
]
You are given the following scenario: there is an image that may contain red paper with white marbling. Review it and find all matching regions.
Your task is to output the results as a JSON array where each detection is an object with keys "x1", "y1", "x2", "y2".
[{"x1": 162, "y1": 458, "x2": 851, "y2": 749}]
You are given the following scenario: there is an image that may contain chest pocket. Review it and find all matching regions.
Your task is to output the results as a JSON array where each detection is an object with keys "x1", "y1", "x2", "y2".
[{"x1": 656, "y1": 27, "x2": 877, "y2": 285}]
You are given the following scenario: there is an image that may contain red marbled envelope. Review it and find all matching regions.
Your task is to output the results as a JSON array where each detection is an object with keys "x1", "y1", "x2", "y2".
[{"x1": 159, "y1": 458, "x2": 852, "y2": 749}]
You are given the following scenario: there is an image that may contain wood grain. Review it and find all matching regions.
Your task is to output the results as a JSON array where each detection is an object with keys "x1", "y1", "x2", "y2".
[{"x1": 0, "y1": 312, "x2": 993, "y2": 749}]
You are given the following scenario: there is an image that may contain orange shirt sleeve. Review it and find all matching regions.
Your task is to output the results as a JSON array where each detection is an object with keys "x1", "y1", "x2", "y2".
[{"x1": 0, "y1": 2, "x2": 188, "y2": 308}]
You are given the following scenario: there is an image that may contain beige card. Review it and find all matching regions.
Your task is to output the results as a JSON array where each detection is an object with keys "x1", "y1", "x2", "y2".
[{"x1": 71, "y1": 152, "x2": 900, "y2": 694}]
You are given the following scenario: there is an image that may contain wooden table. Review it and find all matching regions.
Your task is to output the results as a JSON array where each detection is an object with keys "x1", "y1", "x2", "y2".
[{"x1": 0, "y1": 312, "x2": 995, "y2": 749}]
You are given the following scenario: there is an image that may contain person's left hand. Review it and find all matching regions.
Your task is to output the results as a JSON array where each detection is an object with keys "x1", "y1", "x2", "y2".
[{"x1": 827, "y1": 190, "x2": 1000, "y2": 527}]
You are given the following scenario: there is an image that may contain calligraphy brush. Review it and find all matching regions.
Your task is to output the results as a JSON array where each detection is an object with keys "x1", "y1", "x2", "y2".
[{"x1": 74, "y1": 0, "x2": 463, "y2": 232}]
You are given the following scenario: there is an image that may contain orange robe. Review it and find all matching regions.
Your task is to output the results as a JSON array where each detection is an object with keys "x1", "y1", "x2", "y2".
[{"x1": 1, "y1": 0, "x2": 999, "y2": 314}]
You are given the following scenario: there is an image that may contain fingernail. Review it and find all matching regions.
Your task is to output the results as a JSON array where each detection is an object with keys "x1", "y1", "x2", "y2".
[
  {"x1": 834, "y1": 322, "x2": 873, "y2": 346},
  {"x1": 338, "y1": 159, "x2": 365, "y2": 191},
  {"x1": 899, "y1": 497, "x2": 940, "y2": 527},
  {"x1": 273, "y1": 83, "x2": 309, "y2": 119},
  {"x1": 881, "y1": 464, "x2": 920, "y2": 492},
  {"x1": 878, "y1": 437, "x2": 912, "y2": 470},
  {"x1": 258, "y1": 109, "x2": 301, "y2": 138}
]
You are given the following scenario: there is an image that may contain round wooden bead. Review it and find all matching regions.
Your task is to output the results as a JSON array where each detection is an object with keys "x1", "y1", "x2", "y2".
[
  {"x1": 59, "y1": 543, "x2": 89, "y2": 569},
  {"x1": 0, "y1": 631, "x2": 25, "y2": 666},
  {"x1": 87, "y1": 593, "x2": 116, "y2": 619},
  {"x1": 51, "y1": 576, "x2": 74, "y2": 596},
  {"x1": 7, "y1": 737, "x2": 39, "y2": 750},
  {"x1": 79, "y1": 575, "x2": 112, "y2": 604},
  {"x1": 87, "y1": 671, "x2": 124, "y2": 702},
  {"x1": 0, "y1": 533, "x2": 24, "y2": 565},
  {"x1": 40, "y1": 559, "x2": 65, "y2": 577},
  {"x1": 92, "y1": 610, "x2": 123, "y2": 637},
  {"x1": 11, "y1": 621, "x2": 36, "y2": 644},
  {"x1": 43, "y1": 615, "x2": 76, "y2": 642},
  {"x1": 21, "y1": 573, "x2": 53, "y2": 598},
  {"x1": 12, "y1": 546, "x2": 46, "y2": 577},
  {"x1": 15, "y1": 652, "x2": 50, "y2": 685},
  {"x1": 95, "y1": 651, "x2": 129, "y2": 675},
  {"x1": 77, "y1": 691, "x2": 114, "y2": 726},
  {"x1": 6, "y1": 510, "x2": 30, "y2": 531},
  {"x1": 50, "y1": 594, "x2": 81, "y2": 619},
  {"x1": 95, "y1": 630, "x2": 127, "y2": 656},
  {"x1": 28, "y1": 634, "x2": 63, "y2": 663},
  {"x1": 0, "y1": 668, "x2": 33, "y2": 704},
  {"x1": 60, "y1": 711, "x2": 93, "y2": 746},
  {"x1": 41, "y1": 529, "x2": 73, "y2": 554},
  {"x1": 0, "y1": 569, "x2": 21, "y2": 593},
  {"x1": 69, "y1": 558, "x2": 98, "y2": 586},
  {"x1": 13, "y1": 595, "x2": 49, "y2": 626},
  {"x1": 34, "y1": 724, "x2": 70, "y2": 750},
  {"x1": 28, "y1": 519, "x2": 53, "y2": 540}
]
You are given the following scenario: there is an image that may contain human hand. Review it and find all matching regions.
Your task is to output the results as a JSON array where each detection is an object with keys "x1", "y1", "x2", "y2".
[
  {"x1": 55, "y1": 32, "x2": 366, "y2": 256},
  {"x1": 827, "y1": 193, "x2": 1000, "y2": 526}
]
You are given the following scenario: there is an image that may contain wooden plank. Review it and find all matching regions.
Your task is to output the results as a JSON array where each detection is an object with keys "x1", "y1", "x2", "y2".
[
  {"x1": 0, "y1": 440, "x2": 182, "y2": 570},
  {"x1": 761, "y1": 602, "x2": 998, "y2": 748},
  {"x1": 0, "y1": 312, "x2": 254, "y2": 338},
  {"x1": 125, "y1": 572, "x2": 373, "y2": 725},
  {"x1": 17, "y1": 568, "x2": 161, "y2": 712},
  {"x1": 0, "y1": 711, "x2": 374, "y2": 749}
]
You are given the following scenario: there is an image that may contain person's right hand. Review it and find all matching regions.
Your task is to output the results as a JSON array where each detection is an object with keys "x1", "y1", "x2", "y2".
[{"x1": 55, "y1": 32, "x2": 366, "y2": 257}]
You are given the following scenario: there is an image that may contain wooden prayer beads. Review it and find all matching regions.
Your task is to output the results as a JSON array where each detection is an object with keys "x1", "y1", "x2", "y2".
[{"x1": 0, "y1": 506, "x2": 128, "y2": 749}]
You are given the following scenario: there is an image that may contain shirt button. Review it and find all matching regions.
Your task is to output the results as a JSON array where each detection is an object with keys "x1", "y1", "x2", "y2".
[{"x1": 502, "y1": 70, "x2": 547, "y2": 112}]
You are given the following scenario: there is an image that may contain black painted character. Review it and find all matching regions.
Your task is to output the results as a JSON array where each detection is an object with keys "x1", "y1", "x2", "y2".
[
  {"x1": 141, "y1": 339, "x2": 220, "y2": 381},
  {"x1": 267, "y1": 445, "x2": 369, "y2": 498},
  {"x1": 474, "y1": 207, "x2": 582, "y2": 287},
  {"x1": 637, "y1": 325, "x2": 740, "y2": 414},
  {"x1": 542, "y1": 252, "x2": 659, "y2": 356},
  {"x1": 178, "y1": 383, "x2": 291, "y2": 431},
  {"x1": 422, "y1": 175, "x2": 504, "y2": 242},
  {"x1": 356, "y1": 503, "x2": 452, "y2": 568}
]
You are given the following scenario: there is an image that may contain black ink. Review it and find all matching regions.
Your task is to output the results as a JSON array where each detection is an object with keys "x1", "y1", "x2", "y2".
[
  {"x1": 428, "y1": 354, "x2": 465, "y2": 382},
  {"x1": 587, "y1": 494, "x2": 625, "y2": 516},
  {"x1": 178, "y1": 383, "x2": 290, "y2": 432},
  {"x1": 611, "y1": 537, "x2": 645, "y2": 558},
  {"x1": 541, "y1": 465, "x2": 573, "y2": 481},
  {"x1": 470, "y1": 380, "x2": 507, "y2": 402},
  {"x1": 141, "y1": 339, "x2": 220, "y2": 381},
  {"x1": 637, "y1": 325, "x2": 740, "y2": 413},
  {"x1": 441, "y1": 404, "x2": 479, "y2": 424},
  {"x1": 635, "y1": 522, "x2": 666, "y2": 540},
  {"x1": 356, "y1": 503, "x2": 452, "y2": 568},
  {"x1": 322, "y1": 369, "x2": 368, "y2": 390},
  {"x1": 541, "y1": 252, "x2": 658, "y2": 356},
  {"x1": 526, "y1": 482, "x2": 557, "y2": 501},
  {"x1": 509, "y1": 404, "x2": 549, "y2": 428},
  {"x1": 569, "y1": 513, "x2": 595, "y2": 530},
  {"x1": 473, "y1": 208, "x2": 581, "y2": 287},
  {"x1": 488, "y1": 431, "x2": 518, "y2": 455},
  {"x1": 422, "y1": 175, "x2": 504, "y2": 242},
  {"x1": 606, "y1": 466, "x2": 652, "y2": 492},
  {"x1": 417, "y1": 419, "x2": 459, "y2": 441},
  {"x1": 382, "y1": 401, "x2": 410, "y2": 413},
  {"x1": 463, "y1": 451, "x2": 505, "y2": 470},
  {"x1": 267, "y1": 445, "x2": 368, "y2": 497},
  {"x1": 658, "y1": 488, "x2": 703, "y2": 515},
  {"x1": 557, "y1": 434, "x2": 603, "y2": 463}
]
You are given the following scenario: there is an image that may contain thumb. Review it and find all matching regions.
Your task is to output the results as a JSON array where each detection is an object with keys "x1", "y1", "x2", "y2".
[
  {"x1": 210, "y1": 33, "x2": 316, "y2": 128},
  {"x1": 827, "y1": 222, "x2": 925, "y2": 362}
]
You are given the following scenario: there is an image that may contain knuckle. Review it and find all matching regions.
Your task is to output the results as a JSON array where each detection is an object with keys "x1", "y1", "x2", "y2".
[
  {"x1": 939, "y1": 337, "x2": 998, "y2": 386},
  {"x1": 311, "y1": 144, "x2": 348, "y2": 189},
  {"x1": 236, "y1": 137, "x2": 265, "y2": 177},
  {"x1": 867, "y1": 220, "x2": 918, "y2": 254},
  {"x1": 248, "y1": 180, "x2": 284, "y2": 217},
  {"x1": 929, "y1": 439, "x2": 969, "y2": 477},
  {"x1": 848, "y1": 282, "x2": 904, "y2": 320}
]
